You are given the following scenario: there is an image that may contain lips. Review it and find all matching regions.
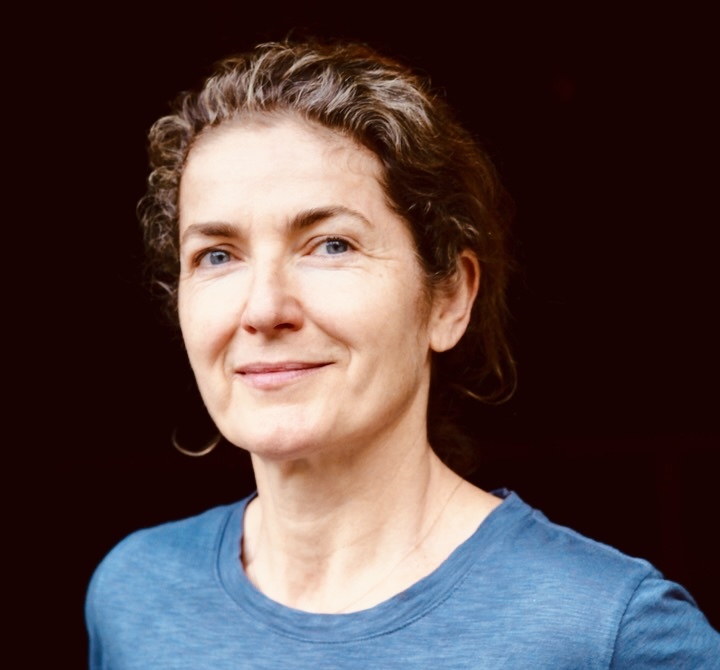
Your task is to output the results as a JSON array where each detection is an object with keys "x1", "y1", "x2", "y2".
[{"x1": 235, "y1": 362, "x2": 331, "y2": 389}]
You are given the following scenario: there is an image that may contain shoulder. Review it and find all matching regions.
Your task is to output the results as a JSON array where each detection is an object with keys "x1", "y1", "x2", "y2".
[
  {"x1": 483, "y1": 491, "x2": 658, "y2": 594},
  {"x1": 85, "y1": 501, "x2": 250, "y2": 668},
  {"x1": 86, "y1": 501, "x2": 241, "y2": 621},
  {"x1": 95, "y1": 502, "x2": 238, "y2": 577},
  {"x1": 471, "y1": 492, "x2": 720, "y2": 667}
]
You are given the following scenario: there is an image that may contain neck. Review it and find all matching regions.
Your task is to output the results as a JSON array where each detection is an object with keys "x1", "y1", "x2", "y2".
[{"x1": 242, "y1": 433, "x2": 499, "y2": 613}]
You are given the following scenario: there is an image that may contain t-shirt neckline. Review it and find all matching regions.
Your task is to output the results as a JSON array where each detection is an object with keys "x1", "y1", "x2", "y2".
[{"x1": 216, "y1": 488, "x2": 525, "y2": 642}]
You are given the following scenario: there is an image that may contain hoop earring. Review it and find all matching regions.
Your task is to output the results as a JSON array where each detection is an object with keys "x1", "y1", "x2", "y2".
[{"x1": 171, "y1": 429, "x2": 222, "y2": 457}]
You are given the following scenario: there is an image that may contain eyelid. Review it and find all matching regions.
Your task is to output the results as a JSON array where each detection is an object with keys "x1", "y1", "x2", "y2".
[
  {"x1": 185, "y1": 235, "x2": 356, "y2": 267},
  {"x1": 310, "y1": 235, "x2": 356, "y2": 255},
  {"x1": 192, "y1": 246, "x2": 236, "y2": 267}
]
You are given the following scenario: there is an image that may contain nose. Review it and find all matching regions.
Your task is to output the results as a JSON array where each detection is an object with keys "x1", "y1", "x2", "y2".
[{"x1": 240, "y1": 262, "x2": 303, "y2": 335}]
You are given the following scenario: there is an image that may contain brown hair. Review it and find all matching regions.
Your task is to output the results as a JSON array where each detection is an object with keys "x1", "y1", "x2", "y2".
[{"x1": 139, "y1": 39, "x2": 515, "y2": 472}]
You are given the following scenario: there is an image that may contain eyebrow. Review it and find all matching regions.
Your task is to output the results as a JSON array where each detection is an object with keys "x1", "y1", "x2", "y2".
[
  {"x1": 180, "y1": 206, "x2": 371, "y2": 244},
  {"x1": 292, "y1": 206, "x2": 371, "y2": 231}
]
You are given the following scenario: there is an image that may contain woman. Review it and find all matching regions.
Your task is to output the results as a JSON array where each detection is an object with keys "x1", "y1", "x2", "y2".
[{"x1": 86, "y1": 40, "x2": 718, "y2": 667}]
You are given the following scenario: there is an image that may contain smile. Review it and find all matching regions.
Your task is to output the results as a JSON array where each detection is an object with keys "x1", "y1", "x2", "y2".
[{"x1": 234, "y1": 362, "x2": 331, "y2": 390}]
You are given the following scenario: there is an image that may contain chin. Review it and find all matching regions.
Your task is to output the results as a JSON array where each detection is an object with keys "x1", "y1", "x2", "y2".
[{"x1": 223, "y1": 425, "x2": 326, "y2": 463}]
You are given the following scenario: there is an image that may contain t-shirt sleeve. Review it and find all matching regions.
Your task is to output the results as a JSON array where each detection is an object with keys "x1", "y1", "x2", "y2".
[
  {"x1": 610, "y1": 572, "x2": 720, "y2": 669},
  {"x1": 85, "y1": 566, "x2": 105, "y2": 670}
]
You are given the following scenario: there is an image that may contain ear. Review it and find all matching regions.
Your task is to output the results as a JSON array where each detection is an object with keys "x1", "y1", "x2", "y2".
[{"x1": 428, "y1": 250, "x2": 480, "y2": 353}]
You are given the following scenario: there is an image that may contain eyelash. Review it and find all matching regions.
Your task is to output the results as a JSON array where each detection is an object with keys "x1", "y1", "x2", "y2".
[
  {"x1": 193, "y1": 248, "x2": 234, "y2": 267},
  {"x1": 190, "y1": 235, "x2": 355, "y2": 268},
  {"x1": 313, "y1": 236, "x2": 354, "y2": 255}
]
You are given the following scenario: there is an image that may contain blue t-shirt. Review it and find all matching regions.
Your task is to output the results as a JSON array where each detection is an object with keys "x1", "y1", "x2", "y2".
[{"x1": 86, "y1": 491, "x2": 719, "y2": 668}]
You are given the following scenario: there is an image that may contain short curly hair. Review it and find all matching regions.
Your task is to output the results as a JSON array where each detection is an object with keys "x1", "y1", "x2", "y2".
[{"x1": 139, "y1": 39, "x2": 515, "y2": 472}]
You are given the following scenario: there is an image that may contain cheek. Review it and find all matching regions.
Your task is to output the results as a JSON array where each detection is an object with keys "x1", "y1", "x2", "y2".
[
  {"x1": 313, "y1": 274, "x2": 431, "y2": 360},
  {"x1": 178, "y1": 285, "x2": 235, "y2": 369}
]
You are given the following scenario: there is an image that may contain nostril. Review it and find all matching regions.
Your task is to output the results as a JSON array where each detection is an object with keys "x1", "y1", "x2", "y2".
[{"x1": 240, "y1": 268, "x2": 304, "y2": 334}]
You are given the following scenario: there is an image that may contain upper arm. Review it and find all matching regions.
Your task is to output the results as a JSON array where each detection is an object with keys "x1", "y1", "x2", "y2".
[{"x1": 610, "y1": 574, "x2": 720, "y2": 669}]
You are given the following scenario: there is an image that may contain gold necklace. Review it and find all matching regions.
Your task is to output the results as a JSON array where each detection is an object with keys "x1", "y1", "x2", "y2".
[{"x1": 332, "y1": 478, "x2": 465, "y2": 614}]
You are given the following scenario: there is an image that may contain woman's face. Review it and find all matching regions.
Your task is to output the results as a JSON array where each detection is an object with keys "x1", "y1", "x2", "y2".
[{"x1": 178, "y1": 118, "x2": 459, "y2": 462}]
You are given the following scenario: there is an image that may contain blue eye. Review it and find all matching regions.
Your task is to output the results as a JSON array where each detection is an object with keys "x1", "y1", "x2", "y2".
[
  {"x1": 203, "y1": 249, "x2": 232, "y2": 266},
  {"x1": 320, "y1": 238, "x2": 350, "y2": 255}
]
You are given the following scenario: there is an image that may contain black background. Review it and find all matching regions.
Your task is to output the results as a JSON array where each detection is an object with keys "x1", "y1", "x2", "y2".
[{"x1": 30, "y1": 2, "x2": 717, "y2": 664}]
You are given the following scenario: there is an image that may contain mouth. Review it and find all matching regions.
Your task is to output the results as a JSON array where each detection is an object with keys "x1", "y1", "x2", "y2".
[{"x1": 235, "y1": 362, "x2": 331, "y2": 389}]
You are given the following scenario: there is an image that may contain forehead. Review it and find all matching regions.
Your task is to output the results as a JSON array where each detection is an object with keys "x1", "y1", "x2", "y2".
[
  {"x1": 178, "y1": 116, "x2": 403, "y2": 237},
  {"x1": 183, "y1": 116, "x2": 382, "y2": 186}
]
